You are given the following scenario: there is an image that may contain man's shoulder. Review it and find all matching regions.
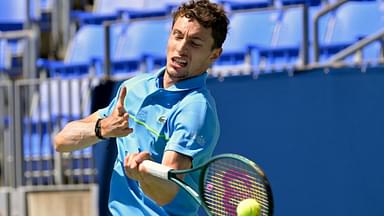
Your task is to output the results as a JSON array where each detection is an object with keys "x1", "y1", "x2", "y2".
[
  {"x1": 184, "y1": 87, "x2": 213, "y2": 101},
  {"x1": 179, "y1": 88, "x2": 217, "y2": 111},
  {"x1": 121, "y1": 72, "x2": 154, "y2": 88}
]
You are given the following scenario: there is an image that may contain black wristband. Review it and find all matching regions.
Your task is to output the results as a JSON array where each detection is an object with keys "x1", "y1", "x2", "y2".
[{"x1": 95, "y1": 118, "x2": 106, "y2": 140}]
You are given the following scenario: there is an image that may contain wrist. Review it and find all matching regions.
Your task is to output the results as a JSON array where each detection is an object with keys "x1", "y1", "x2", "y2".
[{"x1": 95, "y1": 118, "x2": 107, "y2": 140}]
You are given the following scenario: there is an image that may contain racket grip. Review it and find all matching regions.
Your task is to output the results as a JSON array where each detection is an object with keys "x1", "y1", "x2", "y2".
[{"x1": 141, "y1": 160, "x2": 172, "y2": 180}]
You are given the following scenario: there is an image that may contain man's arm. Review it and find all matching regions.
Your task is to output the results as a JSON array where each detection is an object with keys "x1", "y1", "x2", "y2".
[
  {"x1": 54, "y1": 87, "x2": 133, "y2": 152},
  {"x1": 54, "y1": 112, "x2": 100, "y2": 152},
  {"x1": 124, "y1": 151, "x2": 192, "y2": 206}
]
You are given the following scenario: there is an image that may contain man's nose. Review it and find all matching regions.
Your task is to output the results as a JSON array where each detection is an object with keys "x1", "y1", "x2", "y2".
[{"x1": 176, "y1": 39, "x2": 188, "y2": 54}]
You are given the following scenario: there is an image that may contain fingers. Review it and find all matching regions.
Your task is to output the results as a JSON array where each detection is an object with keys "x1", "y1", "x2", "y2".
[
  {"x1": 116, "y1": 112, "x2": 129, "y2": 129},
  {"x1": 124, "y1": 152, "x2": 151, "y2": 180},
  {"x1": 117, "y1": 113, "x2": 132, "y2": 136},
  {"x1": 122, "y1": 127, "x2": 134, "y2": 135},
  {"x1": 118, "y1": 87, "x2": 127, "y2": 107},
  {"x1": 115, "y1": 112, "x2": 129, "y2": 128},
  {"x1": 135, "y1": 151, "x2": 151, "y2": 163},
  {"x1": 100, "y1": 112, "x2": 132, "y2": 138},
  {"x1": 115, "y1": 87, "x2": 127, "y2": 116},
  {"x1": 122, "y1": 112, "x2": 129, "y2": 124},
  {"x1": 124, "y1": 153, "x2": 137, "y2": 179}
]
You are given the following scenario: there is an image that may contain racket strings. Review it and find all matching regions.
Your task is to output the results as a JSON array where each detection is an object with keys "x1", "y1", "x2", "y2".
[
  {"x1": 208, "y1": 173, "x2": 270, "y2": 207},
  {"x1": 202, "y1": 158, "x2": 272, "y2": 216}
]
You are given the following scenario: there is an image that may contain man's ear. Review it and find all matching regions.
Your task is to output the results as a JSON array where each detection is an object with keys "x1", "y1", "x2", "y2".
[{"x1": 210, "y1": 48, "x2": 222, "y2": 61}]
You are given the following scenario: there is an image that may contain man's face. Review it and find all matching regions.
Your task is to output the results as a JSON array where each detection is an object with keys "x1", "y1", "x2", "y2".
[{"x1": 165, "y1": 16, "x2": 222, "y2": 83}]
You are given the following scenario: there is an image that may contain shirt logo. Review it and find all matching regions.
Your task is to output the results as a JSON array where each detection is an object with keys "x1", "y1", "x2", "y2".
[
  {"x1": 158, "y1": 115, "x2": 167, "y2": 124},
  {"x1": 196, "y1": 135, "x2": 206, "y2": 146}
]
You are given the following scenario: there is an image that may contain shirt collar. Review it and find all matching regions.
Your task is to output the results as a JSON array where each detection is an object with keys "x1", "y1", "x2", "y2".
[{"x1": 155, "y1": 67, "x2": 208, "y2": 92}]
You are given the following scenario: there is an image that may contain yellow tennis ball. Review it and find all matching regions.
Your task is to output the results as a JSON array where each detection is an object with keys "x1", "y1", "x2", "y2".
[{"x1": 236, "y1": 198, "x2": 261, "y2": 216}]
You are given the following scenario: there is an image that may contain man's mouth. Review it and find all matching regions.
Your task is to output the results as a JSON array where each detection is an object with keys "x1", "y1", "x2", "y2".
[{"x1": 171, "y1": 57, "x2": 188, "y2": 68}]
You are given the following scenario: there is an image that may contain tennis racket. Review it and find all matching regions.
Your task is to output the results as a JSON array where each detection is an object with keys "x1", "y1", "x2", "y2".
[{"x1": 141, "y1": 153, "x2": 273, "y2": 216}]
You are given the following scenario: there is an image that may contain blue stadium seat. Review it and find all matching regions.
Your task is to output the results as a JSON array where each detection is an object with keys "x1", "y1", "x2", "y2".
[
  {"x1": 110, "y1": 16, "x2": 171, "y2": 76},
  {"x1": 94, "y1": 0, "x2": 169, "y2": 14},
  {"x1": 36, "y1": 23, "x2": 126, "y2": 126},
  {"x1": 29, "y1": 80, "x2": 77, "y2": 122},
  {"x1": 212, "y1": 8, "x2": 280, "y2": 75},
  {"x1": 0, "y1": 0, "x2": 42, "y2": 77},
  {"x1": 23, "y1": 76, "x2": 95, "y2": 184},
  {"x1": 276, "y1": 0, "x2": 321, "y2": 6},
  {"x1": 37, "y1": 24, "x2": 121, "y2": 77},
  {"x1": 0, "y1": 39, "x2": 11, "y2": 72},
  {"x1": 22, "y1": 119, "x2": 55, "y2": 185},
  {"x1": 23, "y1": 117, "x2": 94, "y2": 185},
  {"x1": 256, "y1": 5, "x2": 330, "y2": 70},
  {"x1": 64, "y1": 26, "x2": 104, "y2": 64},
  {"x1": 219, "y1": 0, "x2": 271, "y2": 10},
  {"x1": 42, "y1": 79, "x2": 93, "y2": 120},
  {"x1": 72, "y1": 0, "x2": 170, "y2": 26},
  {"x1": 0, "y1": 0, "x2": 40, "y2": 31},
  {"x1": 319, "y1": 1, "x2": 384, "y2": 63},
  {"x1": 23, "y1": 122, "x2": 52, "y2": 159},
  {"x1": 256, "y1": 7, "x2": 304, "y2": 72}
]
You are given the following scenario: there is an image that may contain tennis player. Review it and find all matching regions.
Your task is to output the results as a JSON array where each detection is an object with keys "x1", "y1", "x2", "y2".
[{"x1": 54, "y1": 0, "x2": 229, "y2": 215}]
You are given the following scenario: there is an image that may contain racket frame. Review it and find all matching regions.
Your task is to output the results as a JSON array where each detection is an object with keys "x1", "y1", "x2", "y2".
[{"x1": 167, "y1": 153, "x2": 274, "y2": 216}]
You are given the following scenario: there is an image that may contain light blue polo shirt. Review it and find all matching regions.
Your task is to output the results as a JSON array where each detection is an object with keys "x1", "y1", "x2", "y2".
[{"x1": 98, "y1": 68, "x2": 220, "y2": 216}]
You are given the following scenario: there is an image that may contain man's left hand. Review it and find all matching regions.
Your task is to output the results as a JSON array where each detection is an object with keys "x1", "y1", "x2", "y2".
[{"x1": 124, "y1": 151, "x2": 151, "y2": 180}]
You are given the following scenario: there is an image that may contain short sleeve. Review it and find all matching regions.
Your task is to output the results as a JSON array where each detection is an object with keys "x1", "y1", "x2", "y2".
[{"x1": 165, "y1": 101, "x2": 220, "y2": 160}]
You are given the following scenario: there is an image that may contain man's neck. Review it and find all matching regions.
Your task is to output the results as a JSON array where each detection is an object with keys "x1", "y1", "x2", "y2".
[{"x1": 163, "y1": 71, "x2": 179, "y2": 89}]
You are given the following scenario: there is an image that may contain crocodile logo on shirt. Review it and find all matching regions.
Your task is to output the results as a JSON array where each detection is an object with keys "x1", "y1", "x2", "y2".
[{"x1": 158, "y1": 115, "x2": 167, "y2": 124}]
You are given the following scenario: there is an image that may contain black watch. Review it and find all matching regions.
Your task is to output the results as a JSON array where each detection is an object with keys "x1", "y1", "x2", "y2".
[{"x1": 95, "y1": 118, "x2": 106, "y2": 140}]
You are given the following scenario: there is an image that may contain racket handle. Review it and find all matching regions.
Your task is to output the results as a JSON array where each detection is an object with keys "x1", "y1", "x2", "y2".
[{"x1": 141, "y1": 160, "x2": 172, "y2": 180}]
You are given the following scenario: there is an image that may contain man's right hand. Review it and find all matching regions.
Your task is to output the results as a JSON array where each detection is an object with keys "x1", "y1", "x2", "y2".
[{"x1": 100, "y1": 87, "x2": 133, "y2": 138}]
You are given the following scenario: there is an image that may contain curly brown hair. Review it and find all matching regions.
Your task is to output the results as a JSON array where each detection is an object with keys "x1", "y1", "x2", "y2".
[{"x1": 172, "y1": 0, "x2": 229, "y2": 49}]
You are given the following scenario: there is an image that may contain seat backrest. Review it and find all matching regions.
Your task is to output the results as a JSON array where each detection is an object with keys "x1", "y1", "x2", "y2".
[
  {"x1": 113, "y1": 17, "x2": 171, "y2": 60},
  {"x1": 329, "y1": 1, "x2": 384, "y2": 44},
  {"x1": 0, "y1": 1, "x2": 26, "y2": 22},
  {"x1": 0, "y1": 0, "x2": 40, "y2": 23},
  {"x1": 64, "y1": 23, "x2": 126, "y2": 64},
  {"x1": 278, "y1": 0, "x2": 321, "y2": 6},
  {"x1": 93, "y1": 0, "x2": 167, "y2": 14},
  {"x1": 222, "y1": 0, "x2": 271, "y2": 8},
  {"x1": 276, "y1": 7, "x2": 302, "y2": 47},
  {"x1": 0, "y1": 39, "x2": 11, "y2": 70},
  {"x1": 277, "y1": 6, "x2": 330, "y2": 46},
  {"x1": 64, "y1": 25, "x2": 104, "y2": 63},
  {"x1": 222, "y1": 9, "x2": 279, "y2": 53}
]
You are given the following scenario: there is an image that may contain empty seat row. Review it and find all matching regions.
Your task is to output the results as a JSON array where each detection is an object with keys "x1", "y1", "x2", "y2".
[
  {"x1": 21, "y1": 79, "x2": 95, "y2": 185},
  {"x1": 2, "y1": 0, "x2": 383, "y2": 78},
  {"x1": 318, "y1": 1, "x2": 384, "y2": 64},
  {"x1": 38, "y1": 16, "x2": 172, "y2": 77},
  {"x1": 38, "y1": 1, "x2": 382, "y2": 78}
]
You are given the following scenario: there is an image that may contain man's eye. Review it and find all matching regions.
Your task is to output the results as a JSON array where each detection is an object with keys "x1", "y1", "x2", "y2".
[
  {"x1": 191, "y1": 41, "x2": 201, "y2": 47},
  {"x1": 174, "y1": 35, "x2": 183, "y2": 40}
]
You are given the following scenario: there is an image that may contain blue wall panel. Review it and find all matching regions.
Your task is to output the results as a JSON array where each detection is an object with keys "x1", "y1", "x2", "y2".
[{"x1": 206, "y1": 67, "x2": 384, "y2": 216}]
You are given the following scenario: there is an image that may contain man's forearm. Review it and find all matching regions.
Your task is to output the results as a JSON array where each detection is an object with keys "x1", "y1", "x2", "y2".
[
  {"x1": 54, "y1": 120, "x2": 100, "y2": 152},
  {"x1": 124, "y1": 151, "x2": 185, "y2": 205},
  {"x1": 139, "y1": 173, "x2": 180, "y2": 206}
]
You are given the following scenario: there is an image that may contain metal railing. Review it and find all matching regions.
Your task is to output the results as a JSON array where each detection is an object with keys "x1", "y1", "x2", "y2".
[
  {"x1": 312, "y1": 0, "x2": 348, "y2": 63},
  {"x1": 1, "y1": 76, "x2": 100, "y2": 188},
  {"x1": 0, "y1": 29, "x2": 39, "y2": 79},
  {"x1": 1, "y1": 75, "x2": 101, "y2": 215},
  {"x1": 326, "y1": 29, "x2": 384, "y2": 67},
  {"x1": 0, "y1": 80, "x2": 15, "y2": 188}
]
